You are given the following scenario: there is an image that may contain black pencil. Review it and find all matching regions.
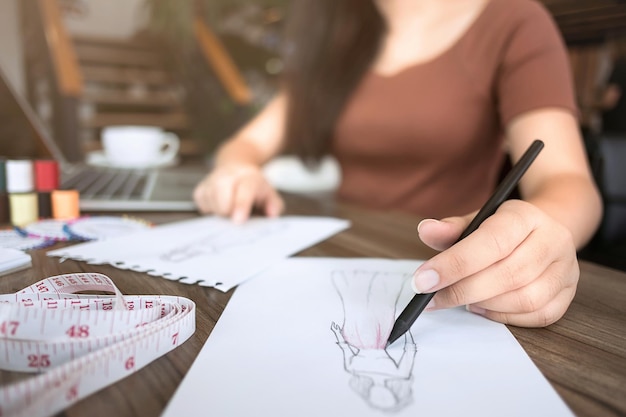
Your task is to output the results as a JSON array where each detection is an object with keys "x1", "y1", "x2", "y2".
[{"x1": 385, "y1": 139, "x2": 545, "y2": 347}]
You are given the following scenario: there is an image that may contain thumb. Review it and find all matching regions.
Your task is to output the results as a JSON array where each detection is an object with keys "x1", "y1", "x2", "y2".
[{"x1": 417, "y1": 214, "x2": 474, "y2": 251}]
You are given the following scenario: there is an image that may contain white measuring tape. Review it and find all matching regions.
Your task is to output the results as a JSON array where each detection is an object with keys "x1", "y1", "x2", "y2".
[{"x1": 0, "y1": 273, "x2": 196, "y2": 417}]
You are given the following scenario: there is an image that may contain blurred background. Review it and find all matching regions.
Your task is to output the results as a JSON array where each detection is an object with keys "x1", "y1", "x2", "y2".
[
  {"x1": 1, "y1": 0, "x2": 626, "y2": 160},
  {"x1": 1, "y1": 0, "x2": 288, "y2": 162},
  {"x1": 1, "y1": 0, "x2": 626, "y2": 267}
]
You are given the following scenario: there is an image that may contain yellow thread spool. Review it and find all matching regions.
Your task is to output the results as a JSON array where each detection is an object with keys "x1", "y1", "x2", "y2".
[{"x1": 9, "y1": 193, "x2": 38, "y2": 226}]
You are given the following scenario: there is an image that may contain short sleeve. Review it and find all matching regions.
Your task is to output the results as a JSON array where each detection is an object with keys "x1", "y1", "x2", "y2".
[{"x1": 497, "y1": 2, "x2": 578, "y2": 125}]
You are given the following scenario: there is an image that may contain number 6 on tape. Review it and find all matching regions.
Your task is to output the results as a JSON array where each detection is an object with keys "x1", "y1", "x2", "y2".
[{"x1": 0, "y1": 273, "x2": 196, "y2": 417}]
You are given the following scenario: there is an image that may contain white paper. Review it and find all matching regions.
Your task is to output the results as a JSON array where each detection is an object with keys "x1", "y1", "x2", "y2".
[
  {"x1": 47, "y1": 216, "x2": 349, "y2": 291},
  {"x1": 163, "y1": 258, "x2": 573, "y2": 417},
  {"x1": 0, "y1": 248, "x2": 32, "y2": 276}
]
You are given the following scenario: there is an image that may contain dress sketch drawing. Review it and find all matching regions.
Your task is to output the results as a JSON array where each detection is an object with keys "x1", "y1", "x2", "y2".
[
  {"x1": 331, "y1": 270, "x2": 417, "y2": 413},
  {"x1": 158, "y1": 222, "x2": 286, "y2": 263}
]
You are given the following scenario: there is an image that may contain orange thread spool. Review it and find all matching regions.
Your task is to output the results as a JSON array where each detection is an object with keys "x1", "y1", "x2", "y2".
[{"x1": 51, "y1": 190, "x2": 80, "y2": 220}]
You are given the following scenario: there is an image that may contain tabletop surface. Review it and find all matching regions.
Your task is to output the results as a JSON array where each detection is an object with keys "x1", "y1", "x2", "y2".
[{"x1": 1, "y1": 193, "x2": 625, "y2": 417}]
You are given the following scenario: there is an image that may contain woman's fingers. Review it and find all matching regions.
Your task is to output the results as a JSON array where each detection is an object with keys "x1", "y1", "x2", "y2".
[
  {"x1": 231, "y1": 175, "x2": 285, "y2": 222},
  {"x1": 413, "y1": 201, "x2": 538, "y2": 294},
  {"x1": 466, "y1": 256, "x2": 578, "y2": 314},
  {"x1": 428, "y1": 215, "x2": 567, "y2": 309},
  {"x1": 212, "y1": 174, "x2": 238, "y2": 216},
  {"x1": 413, "y1": 200, "x2": 579, "y2": 328},
  {"x1": 428, "y1": 242, "x2": 545, "y2": 310},
  {"x1": 231, "y1": 175, "x2": 261, "y2": 223},
  {"x1": 192, "y1": 164, "x2": 284, "y2": 222},
  {"x1": 263, "y1": 186, "x2": 285, "y2": 217},
  {"x1": 417, "y1": 217, "x2": 468, "y2": 251},
  {"x1": 193, "y1": 175, "x2": 220, "y2": 214},
  {"x1": 431, "y1": 253, "x2": 576, "y2": 315},
  {"x1": 467, "y1": 285, "x2": 577, "y2": 327}
]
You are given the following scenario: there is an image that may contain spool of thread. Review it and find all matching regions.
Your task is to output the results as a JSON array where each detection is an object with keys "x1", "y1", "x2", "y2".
[
  {"x1": 51, "y1": 189, "x2": 80, "y2": 220},
  {"x1": 34, "y1": 160, "x2": 60, "y2": 191},
  {"x1": 38, "y1": 191, "x2": 53, "y2": 218},
  {"x1": 9, "y1": 193, "x2": 38, "y2": 226},
  {"x1": 0, "y1": 158, "x2": 6, "y2": 193},
  {"x1": 0, "y1": 193, "x2": 9, "y2": 224},
  {"x1": 6, "y1": 160, "x2": 34, "y2": 193}
]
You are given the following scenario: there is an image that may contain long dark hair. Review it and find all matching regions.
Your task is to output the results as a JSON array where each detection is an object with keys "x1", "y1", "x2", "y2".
[{"x1": 282, "y1": 0, "x2": 385, "y2": 163}]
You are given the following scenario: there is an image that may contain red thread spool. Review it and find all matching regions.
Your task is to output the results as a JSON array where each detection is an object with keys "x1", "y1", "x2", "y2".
[{"x1": 34, "y1": 160, "x2": 60, "y2": 192}]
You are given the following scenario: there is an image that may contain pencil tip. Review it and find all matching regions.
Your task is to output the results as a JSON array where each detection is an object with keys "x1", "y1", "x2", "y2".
[{"x1": 386, "y1": 331, "x2": 400, "y2": 348}]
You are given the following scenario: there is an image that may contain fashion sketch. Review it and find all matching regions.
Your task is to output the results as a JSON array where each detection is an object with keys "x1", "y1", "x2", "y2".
[
  {"x1": 158, "y1": 222, "x2": 286, "y2": 263},
  {"x1": 331, "y1": 270, "x2": 417, "y2": 413}
]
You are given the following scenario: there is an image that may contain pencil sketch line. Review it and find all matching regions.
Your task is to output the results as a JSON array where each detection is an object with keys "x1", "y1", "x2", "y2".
[
  {"x1": 158, "y1": 223, "x2": 288, "y2": 263},
  {"x1": 331, "y1": 269, "x2": 417, "y2": 413}
]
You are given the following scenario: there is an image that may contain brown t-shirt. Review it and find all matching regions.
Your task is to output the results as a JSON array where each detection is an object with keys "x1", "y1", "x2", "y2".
[{"x1": 331, "y1": 0, "x2": 577, "y2": 218}]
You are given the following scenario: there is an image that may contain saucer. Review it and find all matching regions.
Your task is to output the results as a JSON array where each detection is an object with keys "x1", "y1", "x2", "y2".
[{"x1": 86, "y1": 151, "x2": 179, "y2": 169}]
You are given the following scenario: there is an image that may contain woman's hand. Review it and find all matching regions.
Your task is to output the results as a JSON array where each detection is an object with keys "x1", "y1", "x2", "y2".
[
  {"x1": 414, "y1": 199, "x2": 579, "y2": 327},
  {"x1": 193, "y1": 163, "x2": 284, "y2": 223}
]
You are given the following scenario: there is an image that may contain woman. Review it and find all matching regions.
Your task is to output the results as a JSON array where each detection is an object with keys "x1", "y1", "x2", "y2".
[{"x1": 193, "y1": 0, "x2": 603, "y2": 328}]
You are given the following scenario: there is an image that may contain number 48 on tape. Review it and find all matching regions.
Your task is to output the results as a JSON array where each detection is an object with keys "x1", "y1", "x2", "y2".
[{"x1": 0, "y1": 273, "x2": 196, "y2": 417}]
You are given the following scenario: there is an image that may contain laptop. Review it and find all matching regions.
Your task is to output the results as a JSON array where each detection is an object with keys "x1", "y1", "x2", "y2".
[{"x1": 1, "y1": 65, "x2": 208, "y2": 212}]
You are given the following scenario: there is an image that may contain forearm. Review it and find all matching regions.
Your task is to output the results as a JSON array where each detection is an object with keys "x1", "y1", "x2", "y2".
[
  {"x1": 506, "y1": 110, "x2": 604, "y2": 250},
  {"x1": 193, "y1": 95, "x2": 286, "y2": 217},
  {"x1": 213, "y1": 93, "x2": 287, "y2": 169},
  {"x1": 213, "y1": 138, "x2": 270, "y2": 169},
  {"x1": 524, "y1": 173, "x2": 603, "y2": 249}
]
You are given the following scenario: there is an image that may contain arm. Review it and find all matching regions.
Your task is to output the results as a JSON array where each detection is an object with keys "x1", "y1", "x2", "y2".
[
  {"x1": 506, "y1": 109, "x2": 602, "y2": 249},
  {"x1": 407, "y1": 2, "x2": 603, "y2": 328},
  {"x1": 415, "y1": 108, "x2": 602, "y2": 327},
  {"x1": 193, "y1": 93, "x2": 288, "y2": 222}
]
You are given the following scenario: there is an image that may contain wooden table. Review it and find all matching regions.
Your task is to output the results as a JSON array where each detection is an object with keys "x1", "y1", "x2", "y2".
[{"x1": 1, "y1": 194, "x2": 625, "y2": 417}]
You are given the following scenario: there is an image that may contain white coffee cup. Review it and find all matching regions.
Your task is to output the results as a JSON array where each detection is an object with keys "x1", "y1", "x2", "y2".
[{"x1": 101, "y1": 126, "x2": 180, "y2": 168}]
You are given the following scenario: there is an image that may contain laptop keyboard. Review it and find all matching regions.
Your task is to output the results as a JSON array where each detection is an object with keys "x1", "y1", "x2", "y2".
[{"x1": 62, "y1": 167, "x2": 150, "y2": 200}]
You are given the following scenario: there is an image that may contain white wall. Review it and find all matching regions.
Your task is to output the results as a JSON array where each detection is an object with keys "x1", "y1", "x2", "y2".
[
  {"x1": 0, "y1": 0, "x2": 25, "y2": 95},
  {"x1": 63, "y1": 0, "x2": 147, "y2": 39}
]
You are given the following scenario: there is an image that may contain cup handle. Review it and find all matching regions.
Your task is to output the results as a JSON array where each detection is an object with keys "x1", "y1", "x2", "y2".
[{"x1": 157, "y1": 132, "x2": 180, "y2": 164}]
